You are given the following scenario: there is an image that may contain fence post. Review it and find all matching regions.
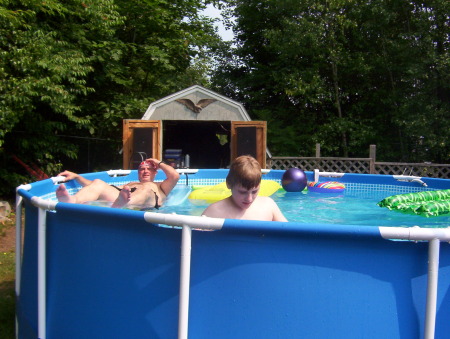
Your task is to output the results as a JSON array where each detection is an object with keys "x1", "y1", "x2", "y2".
[
  {"x1": 316, "y1": 143, "x2": 321, "y2": 158},
  {"x1": 369, "y1": 145, "x2": 376, "y2": 174}
]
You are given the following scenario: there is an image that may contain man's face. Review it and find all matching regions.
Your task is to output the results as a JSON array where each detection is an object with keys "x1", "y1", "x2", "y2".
[{"x1": 138, "y1": 165, "x2": 157, "y2": 182}]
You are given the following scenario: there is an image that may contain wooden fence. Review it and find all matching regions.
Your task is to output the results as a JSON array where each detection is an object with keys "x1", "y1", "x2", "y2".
[{"x1": 267, "y1": 145, "x2": 450, "y2": 179}]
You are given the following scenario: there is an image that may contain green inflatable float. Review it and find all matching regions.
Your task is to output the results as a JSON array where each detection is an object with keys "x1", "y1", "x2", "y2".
[{"x1": 378, "y1": 189, "x2": 450, "y2": 217}]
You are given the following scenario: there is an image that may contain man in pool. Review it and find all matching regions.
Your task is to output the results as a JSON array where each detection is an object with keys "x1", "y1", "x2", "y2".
[
  {"x1": 55, "y1": 158, "x2": 179, "y2": 209},
  {"x1": 202, "y1": 155, "x2": 287, "y2": 221}
]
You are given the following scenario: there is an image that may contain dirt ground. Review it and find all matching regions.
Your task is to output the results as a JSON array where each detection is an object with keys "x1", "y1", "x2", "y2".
[{"x1": 1, "y1": 216, "x2": 16, "y2": 253}]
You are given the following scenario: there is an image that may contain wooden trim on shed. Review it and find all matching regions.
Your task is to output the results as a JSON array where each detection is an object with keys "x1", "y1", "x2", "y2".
[
  {"x1": 231, "y1": 121, "x2": 267, "y2": 168},
  {"x1": 122, "y1": 120, "x2": 162, "y2": 169}
]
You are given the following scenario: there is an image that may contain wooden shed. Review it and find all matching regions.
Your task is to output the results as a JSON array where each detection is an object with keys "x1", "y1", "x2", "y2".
[{"x1": 122, "y1": 85, "x2": 268, "y2": 169}]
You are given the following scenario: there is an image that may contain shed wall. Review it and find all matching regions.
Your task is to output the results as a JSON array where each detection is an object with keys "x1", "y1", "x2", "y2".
[{"x1": 150, "y1": 95, "x2": 244, "y2": 121}]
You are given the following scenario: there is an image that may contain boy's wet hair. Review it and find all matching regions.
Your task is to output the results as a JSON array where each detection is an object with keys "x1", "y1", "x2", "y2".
[{"x1": 226, "y1": 155, "x2": 262, "y2": 190}]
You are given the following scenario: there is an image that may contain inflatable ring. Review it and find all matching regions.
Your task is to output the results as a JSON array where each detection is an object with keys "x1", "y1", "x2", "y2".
[
  {"x1": 307, "y1": 181, "x2": 345, "y2": 193},
  {"x1": 378, "y1": 189, "x2": 450, "y2": 217}
]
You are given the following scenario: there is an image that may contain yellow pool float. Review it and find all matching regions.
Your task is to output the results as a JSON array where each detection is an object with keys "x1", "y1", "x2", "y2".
[{"x1": 189, "y1": 180, "x2": 282, "y2": 204}]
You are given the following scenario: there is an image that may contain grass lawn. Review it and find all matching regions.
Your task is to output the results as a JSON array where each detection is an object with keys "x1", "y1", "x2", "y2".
[{"x1": 1, "y1": 208, "x2": 16, "y2": 339}]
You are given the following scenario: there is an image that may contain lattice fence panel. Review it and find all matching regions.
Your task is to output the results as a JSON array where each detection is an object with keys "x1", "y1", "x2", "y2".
[
  {"x1": 268, "y1": 157, "x2": 450, "y2": 179},
  {"x1": 269, "y1": 158, "x2": 371, "y2": 174},
  {"x1": 375, "y1": 163, "x2": 450, "y2": 179},
  {"x1": 317, "y1": 160, "x2": 371, "y2": 173}
]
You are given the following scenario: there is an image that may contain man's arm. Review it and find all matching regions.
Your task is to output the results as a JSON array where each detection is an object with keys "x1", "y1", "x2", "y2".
[
  {"x1": 158, "y1": 162, "x2": 180, "y2": 195},
  {"x1": 146, "y1": 159, "x2": 180, "y2": 196},
  {"x1": 57, "y1": 170, "x2": 93, "y2": 187}
]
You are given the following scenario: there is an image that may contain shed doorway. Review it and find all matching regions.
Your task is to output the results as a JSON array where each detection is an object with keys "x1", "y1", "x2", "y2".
[
  {"x1": 163, "y1": 120, "x2": 231, "y2": 169},
  {"x1": 123, "y1": 119, "x2": 267, "y2": 170}
]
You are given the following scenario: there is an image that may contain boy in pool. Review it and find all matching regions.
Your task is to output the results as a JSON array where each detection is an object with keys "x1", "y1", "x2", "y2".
[
  {"x1": 55, "y1": 158, "x2": 179, "y2": 209},
  {"x1": 202, "y1": 155, "x2": 287, "y2": 221}
]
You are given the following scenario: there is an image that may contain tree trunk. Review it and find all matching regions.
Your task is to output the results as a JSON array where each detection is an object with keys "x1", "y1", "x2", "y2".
[{"x1": 331, "y1": 61, "x2": 348, "y2": 156}]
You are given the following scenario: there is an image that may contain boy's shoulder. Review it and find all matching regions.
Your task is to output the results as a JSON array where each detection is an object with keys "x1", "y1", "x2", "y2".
[
  {"x1": 253, "y1": 195, "x2": 275, "y2": 205},
  {"x1": 203, "y1": 197, "x2": 234, "y2": 218}
]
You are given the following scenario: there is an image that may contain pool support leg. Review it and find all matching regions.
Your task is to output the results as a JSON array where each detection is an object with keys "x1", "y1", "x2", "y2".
[
  {"x1": 178, "y1": 225, "x2": 192, "y2": 339},
  {"x1": 15, "y1": 194, "x2": 23, "y2": 339},
  {"x1": 424, "y1": 238, "x2": 439, "y2": 339},
  {"x1": 38, "y1": 207, "x2": 47, "y2": 339}
]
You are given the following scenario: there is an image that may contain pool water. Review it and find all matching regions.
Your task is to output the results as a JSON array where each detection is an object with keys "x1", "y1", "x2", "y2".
[
  {"x1": 272, "y1": 191, "x2": 450, "y2": 227},
  {"x1": 157, "y1": 185, "x2": 450, "y2": 228}
]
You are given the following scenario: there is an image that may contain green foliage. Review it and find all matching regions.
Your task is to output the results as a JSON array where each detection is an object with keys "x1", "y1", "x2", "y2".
[
  {"x1": 213, "y1": 0, "x2": 449, "y2": 161},
  {"x1": 0, "y1": 0, "x2": 223, "y2": 198}
]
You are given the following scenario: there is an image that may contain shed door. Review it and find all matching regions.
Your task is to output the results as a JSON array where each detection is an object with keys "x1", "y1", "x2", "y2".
[
  {"x1": 123, "y1": 120, "x2": 161, "y2": 169},
  {"x1": 231, "y1": 121, "x2": 267, "y2": 168}
]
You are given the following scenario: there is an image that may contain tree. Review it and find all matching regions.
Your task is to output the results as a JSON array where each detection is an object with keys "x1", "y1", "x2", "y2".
[
  {"x1": 0, "y1": 0, "x2": 224, "y2": 197},
  {"x1": 212, "y1": 0, "x2": 449, "y2": 161},
  {"x1": 1, "y1": 0, "x2": 120, "y2": 193}
]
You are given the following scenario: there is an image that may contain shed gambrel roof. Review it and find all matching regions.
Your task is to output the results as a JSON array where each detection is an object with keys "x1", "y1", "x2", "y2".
[{"x1": 141, "y1": 85, "x2": 251, "y2": 121}]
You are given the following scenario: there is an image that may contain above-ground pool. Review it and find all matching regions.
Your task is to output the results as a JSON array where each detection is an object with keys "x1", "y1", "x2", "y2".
[{"x1": 16, "y1": 169, "x2": 450, "y2": 339}]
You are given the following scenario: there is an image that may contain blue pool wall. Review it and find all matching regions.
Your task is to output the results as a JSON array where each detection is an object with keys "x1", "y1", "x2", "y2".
[{"x1": 16, "y1": 170, "x2": 450, "y2": 339}]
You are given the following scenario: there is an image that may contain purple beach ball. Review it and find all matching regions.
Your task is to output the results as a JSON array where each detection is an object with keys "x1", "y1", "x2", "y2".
[{"x1": 281, "y1": 168, "x2": 307, "y2": 192}]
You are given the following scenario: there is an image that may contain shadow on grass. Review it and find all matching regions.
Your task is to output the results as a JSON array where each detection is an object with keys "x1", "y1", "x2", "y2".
[
  {"x1": 0, "y1": 280, "x2": 15, "y2": 339},
  {"x1": 1, "y1": 248, "x2": 16, "y2": 339}
]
